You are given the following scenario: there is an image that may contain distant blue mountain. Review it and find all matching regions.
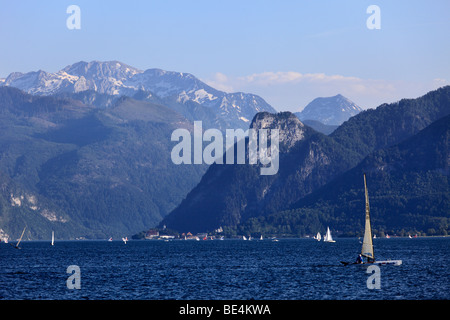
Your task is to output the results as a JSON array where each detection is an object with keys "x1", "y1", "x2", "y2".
[{"x1": 296, "y1": 94, "x2": 363, "y2": 125}]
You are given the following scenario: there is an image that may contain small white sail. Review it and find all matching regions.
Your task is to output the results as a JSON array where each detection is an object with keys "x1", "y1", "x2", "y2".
[
  {"x1": 315, "y1": 232, "x2": 321, "y2": 241},
  {"x1": 51, "y1": 231, "x2": 54, "y2": 246},
  {"x1": 324, "y1": 227, "x2": 335, "y2": 242}
]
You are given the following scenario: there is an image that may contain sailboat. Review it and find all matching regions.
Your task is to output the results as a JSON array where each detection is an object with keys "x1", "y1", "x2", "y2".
[
  {"x1": 10, "y1": 227, "x2": 26, "y2": 249},
  {"x1": 51, "y1": 231, "x2": 54, "y2": 246},
  {"x1": 341, "y1": 174, "x2": 402, "y2": 266},
  {"x1": 323, "y1": 227, "x2": 335, "y2": 242},
  {"x1": 314, "y1": 232, "x2": 321, "y2": 241},
  {"x1": 122, "y1": 237, "x2": 128, "y2": 244}
]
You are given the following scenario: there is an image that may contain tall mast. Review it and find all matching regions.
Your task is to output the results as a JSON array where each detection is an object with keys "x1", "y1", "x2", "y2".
[{"x1": 16, "y1": 227, "x2": 26, "y2": 248}]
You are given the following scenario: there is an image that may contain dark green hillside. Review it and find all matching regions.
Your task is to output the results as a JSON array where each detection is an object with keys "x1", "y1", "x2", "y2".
[
  {"x1": 240, "y1": 115, "x2": 449, "y2": 237},
  {"x1": 0, "y1": 87, "x2": 206, "y2": 239},
  {"x1": 160, "y1": 86, "x2": 450, "y2": 236},
  {"x1": 160, "y1": 112, "x2": 361, "y2": 233},
  {"x1": 331, "y1": 86, "x2": 450, "y2": 157}
]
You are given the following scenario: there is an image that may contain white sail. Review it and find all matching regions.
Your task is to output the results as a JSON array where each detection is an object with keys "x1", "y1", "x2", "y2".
[
  {"x1": 324, "y1": 227, "x2": 335, "y2": 242},
  {"x1": 316, "y1": 232, "x2": 321, "y2": 241},
  {"x1": 361, "y1": 174, "x2": 374, "y2": 260},
  {"x1": 326, "y1": 227, "x2": 333, "y2": 241},
  {"x1": 51, "y1": 231, "x2": 54, "y2": 246}
]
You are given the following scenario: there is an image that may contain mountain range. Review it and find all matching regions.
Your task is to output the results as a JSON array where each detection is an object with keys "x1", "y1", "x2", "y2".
[
  {"x1": 0, "y1": 61, "x2": 279, "y2": 240},
  {"x1": 1, "y1": 60, "x2": 448, "y2": 240},
  {"x1": 159, "y1": 86, "x2": 450, "y2": 236},
  {"x1": 1, "y1": 61, "x2": 276, "y2": 130},
  {"x1": 241, "y1": 113, "x2": 449, "y2": 237}
]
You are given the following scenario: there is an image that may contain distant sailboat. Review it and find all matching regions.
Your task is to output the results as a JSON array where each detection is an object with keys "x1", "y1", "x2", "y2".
[
  {"x1": 341, "y1": 174, "x2": 402, "y2": 266},
  {"x1": 122, "y1": 237, "x2": 128, "y2": 244},
  {"x1": 323, "y1": 227, "x2": 335, "y2": 243},
  {"x1": 314, "y1": 232, "x2": 322, "y2": 241},
  {"x1": 51, "y1": 231, "x2": 54, "y2": 246}
]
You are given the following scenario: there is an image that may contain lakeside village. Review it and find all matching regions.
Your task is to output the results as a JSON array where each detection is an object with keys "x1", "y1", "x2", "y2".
[
  {"x1": 132, "y1": 226, "x2": 281, "y2": 241},
  {"x1": 133, "y1": 226, "x2": 244, "y2": 241},
  {"x1": 130, "y1": 225, "x2": 430, "y2": 241}
]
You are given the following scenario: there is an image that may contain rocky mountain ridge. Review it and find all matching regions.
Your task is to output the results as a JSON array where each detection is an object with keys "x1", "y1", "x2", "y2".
[{"x1": 1, "y1": 61, "x2": 276, "y2": 130}]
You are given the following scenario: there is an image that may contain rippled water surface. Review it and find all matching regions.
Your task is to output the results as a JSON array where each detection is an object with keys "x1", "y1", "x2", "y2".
[{"x1": 1, "y1": 238, "x2": 448, "y2": 300}]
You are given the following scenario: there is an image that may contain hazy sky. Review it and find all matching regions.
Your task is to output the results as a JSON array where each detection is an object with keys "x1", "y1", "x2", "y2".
[{"x1": 0, "y1": 0, "x2": 449, "y2": 111}]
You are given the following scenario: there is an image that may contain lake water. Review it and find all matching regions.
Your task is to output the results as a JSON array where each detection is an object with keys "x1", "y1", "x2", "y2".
[{"x1": 1, "y1": 237, "x2": 448, "y2": 300}]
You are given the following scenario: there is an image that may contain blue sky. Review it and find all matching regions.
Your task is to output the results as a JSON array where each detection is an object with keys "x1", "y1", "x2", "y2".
[{"x1": 1, "y1": 0, "x2": 449, "y2": 111}]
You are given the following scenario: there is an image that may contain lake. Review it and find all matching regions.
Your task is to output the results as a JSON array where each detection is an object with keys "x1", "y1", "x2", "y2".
[{"x1": 1, "y1": 237, "x2": 448, "y2": 300}]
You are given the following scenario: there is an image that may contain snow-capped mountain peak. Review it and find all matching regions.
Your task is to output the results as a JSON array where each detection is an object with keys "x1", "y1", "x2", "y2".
[{"x1": 0, "y1": 60, "x2": 277, "y2": 129}]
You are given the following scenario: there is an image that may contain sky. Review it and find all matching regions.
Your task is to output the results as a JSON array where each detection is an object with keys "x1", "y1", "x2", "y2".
[{"x1": 0, "y1": 0, "x2": 449, "y2": 112}]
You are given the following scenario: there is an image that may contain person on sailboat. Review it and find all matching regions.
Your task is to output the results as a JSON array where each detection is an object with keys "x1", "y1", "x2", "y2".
[{"x1": 356, "y1": 254, "x2": 363, "y2": 264}]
